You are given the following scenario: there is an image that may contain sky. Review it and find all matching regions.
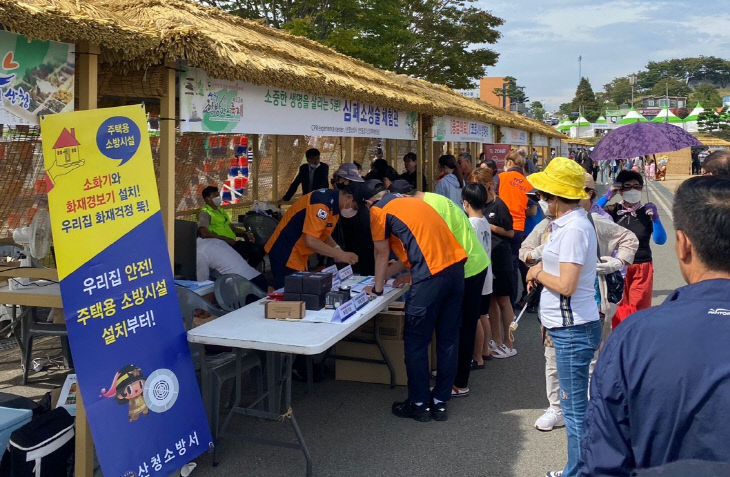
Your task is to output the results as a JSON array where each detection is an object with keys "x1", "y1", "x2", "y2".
[{"x1": 476, "y1": 0, "x2": 730, "y2": 112}]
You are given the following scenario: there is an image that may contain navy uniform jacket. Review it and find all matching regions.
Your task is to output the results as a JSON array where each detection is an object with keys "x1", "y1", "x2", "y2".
[{"x1": 579, "y1": 279, "x2": 730, "y2": 476}]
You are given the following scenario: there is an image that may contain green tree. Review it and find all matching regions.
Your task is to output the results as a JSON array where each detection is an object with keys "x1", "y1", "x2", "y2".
[
  {"x1": 558, "y1": 102, "x2": 573, "y2": 116},
  {"x1": 493, "y1": 76, "x2": 528, "y2": 106},
  {"x1": 691, "y1": 83, "x2": 724, "y2": 108},
  {"x1": 199, "y1": 0, "x2": 504, "y2": 89},
  {"x1": 698, "y1": 106, "x2": 730, "y2": 140},
  {"x1": 651, "y1": 77, "x2": 691, "y2": 98},
  {"x1": 571, "y1": 77, "x2": 600, "y2": 116},
  {"x1": 530, "y1": 100, "x2": 545, "y2": 120},
  {"x1": 603, "y1": 77, "x2": 634, "y2": 105},
  {"x1": 637, "y1": 56, "x2": 730, "y2": 89},
  {"x1": 583, "y1": 110, "x2": 600, "y2": 122}
]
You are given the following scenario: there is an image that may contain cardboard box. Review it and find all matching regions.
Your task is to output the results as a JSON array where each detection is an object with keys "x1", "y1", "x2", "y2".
[
  {"x1": 265, "y1": 300, "x2": 305, "y2": 319},
  {"x1": 376, "y1": 311, "x2": 404, "y2": 340},
  {"x1": 335, "y1": 339, "x2": 432, "y2": 386},
  {"x1": 348, "y1": 311, "x2": 404, "y2": 341}
]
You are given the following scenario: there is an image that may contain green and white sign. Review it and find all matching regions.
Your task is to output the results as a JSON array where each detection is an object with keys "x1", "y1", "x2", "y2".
[
  {"x1": 0, "y1": 31, "x2": 74, "y2": 126},
  {"x1": 433, "y1": 116, "x2": 493, "y2": 142},
  {"x1": 179, "y1": 67, "x2": 418, "y2": 140}
]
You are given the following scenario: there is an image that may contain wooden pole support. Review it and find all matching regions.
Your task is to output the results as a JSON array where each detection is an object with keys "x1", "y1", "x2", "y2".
[
  {"x1": 159, "y1": 61, "x2": 176, "y2": 266},
  {"x1": 75, "y1": 40, "x2": 98, "y2": 477},
  {"x1": 272, "y1": 135, "x2": 279, "y2": 201},
  {"x1": 252, "y1": 134, "x2": 260, "y2": 202},
  {"x1": 417, "y1": 115, "x2": 424, "y2": 191}
]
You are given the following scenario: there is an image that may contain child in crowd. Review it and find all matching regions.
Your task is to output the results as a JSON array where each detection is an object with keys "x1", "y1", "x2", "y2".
[{"x1": 462, "y1": 182, "x2": 493, "y2": 369}]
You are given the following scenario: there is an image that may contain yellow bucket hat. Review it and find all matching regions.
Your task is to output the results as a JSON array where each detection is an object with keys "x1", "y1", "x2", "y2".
[{"x1": 527, "y1": 157, "x2": 590, "y2": 200}]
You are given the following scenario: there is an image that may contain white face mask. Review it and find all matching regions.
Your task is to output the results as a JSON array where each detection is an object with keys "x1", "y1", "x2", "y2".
[
  {"x1": 212, "y1": 196, "x2": 222, "y2": 206},
  {"x1": 340, "y1": 208, "x2": 357, "y2": 219},
  {"x1": 503, "y1": 165, "x2": 509, "y2": 172},
  {"x1": 622, "y1": 189, "x2": 642, "y2": 204},
  {"x1": 538, "y1": 200, "x2": 549, "y2": 214}
]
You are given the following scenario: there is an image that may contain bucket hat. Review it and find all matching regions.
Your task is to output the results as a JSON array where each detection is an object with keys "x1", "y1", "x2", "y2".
[{"x1": 526, "y1": 157, "x2": 589, "y2": 200}]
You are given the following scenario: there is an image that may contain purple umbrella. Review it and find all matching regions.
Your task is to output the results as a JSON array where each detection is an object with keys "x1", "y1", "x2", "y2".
[{"x1": 591, "y1": 122, "x2": 702, "y2": 162}]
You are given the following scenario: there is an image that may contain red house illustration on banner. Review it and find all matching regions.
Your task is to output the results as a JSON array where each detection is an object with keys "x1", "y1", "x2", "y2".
[{"x1": 53, "y1": 128, "x2": 81, "y2": 165}]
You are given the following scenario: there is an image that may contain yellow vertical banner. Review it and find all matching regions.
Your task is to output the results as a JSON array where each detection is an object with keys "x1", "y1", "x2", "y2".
[{"x1": 41, "y1": 105, "x2": 212, "y2": 477}]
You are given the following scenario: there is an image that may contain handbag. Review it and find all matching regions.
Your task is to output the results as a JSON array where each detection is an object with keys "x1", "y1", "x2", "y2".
[{"x1": 587, "y1": 213, "x2": 624, "y2": 304}]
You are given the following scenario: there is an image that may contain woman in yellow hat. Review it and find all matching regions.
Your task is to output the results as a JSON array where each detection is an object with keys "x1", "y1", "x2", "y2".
[{"x1": 524, "y1": 157, "x2": 601, "y2": 477}]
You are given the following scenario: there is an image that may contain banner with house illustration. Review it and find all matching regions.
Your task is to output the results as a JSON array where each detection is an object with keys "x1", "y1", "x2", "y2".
[
  {"x1": 179, "y1": 66, "x2": 418, "y2": 140},
  {"x1": 0, "y1": 30, "x2": 74, "y2": 126},
  {"x1": 41, "y1": 105, "x2": 212, "y2": 477}
]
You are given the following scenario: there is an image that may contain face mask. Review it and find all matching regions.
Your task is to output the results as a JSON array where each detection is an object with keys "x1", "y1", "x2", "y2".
[
  {"x1": 340, "y1": 208, "x2": 357, "y2": 219},
  {"x1": 622, "y1": 189, "x2": 642, "y2": 204},
  {"x1": 538, "y1": 200, "x2": 549, "y2": 215},
  {"x1": 503, "y1": 165, "x2": 509, "y2": 172},
  {"x1": 212, "y1": 196, "x2": 222, "y2": 206},
  {"x1": 309, "y1": 162, "x2": 320, "y2": 170}
]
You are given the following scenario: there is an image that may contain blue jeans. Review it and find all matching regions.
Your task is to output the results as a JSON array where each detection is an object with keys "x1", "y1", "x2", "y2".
[
  {"x1": 403, "y1": 262, "x2": 465, "y2": 404},
  {"x1": 548, "y1": 320, "x2": 602, "y2": 477}
]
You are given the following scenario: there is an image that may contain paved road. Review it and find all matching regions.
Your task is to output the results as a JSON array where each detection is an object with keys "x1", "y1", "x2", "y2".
[{"x1": 194, "y1": 179, "x2": 685, "y2": 477}]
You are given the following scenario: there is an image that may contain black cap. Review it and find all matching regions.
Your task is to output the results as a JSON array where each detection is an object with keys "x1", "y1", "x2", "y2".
[
  {"x1": 353, "y1": 179, "x2": 386, "y2": 203},
  {"x1": 388, "y1": 179, "x2": 414, "y2": 195}
]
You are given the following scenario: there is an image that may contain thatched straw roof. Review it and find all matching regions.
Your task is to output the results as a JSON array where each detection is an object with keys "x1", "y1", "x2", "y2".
[
  {"x1": 2, "y1": 0, "x2": 563, "y2": 138},
  {"x1": 694, "y1": 136, "x2": 730, "y2": 147}
]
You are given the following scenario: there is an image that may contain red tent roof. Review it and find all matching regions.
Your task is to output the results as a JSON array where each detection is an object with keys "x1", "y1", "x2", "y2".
[{"x1": 52, "y1": 128, "x2": 80, "y2": 149}]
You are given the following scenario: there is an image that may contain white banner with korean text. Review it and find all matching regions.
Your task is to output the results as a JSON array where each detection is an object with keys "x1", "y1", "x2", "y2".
[
  {"x1": 432, "y1": 116, "x2": 494, "y2": 143},
  {"x1": 499, "y1": 126, "x2": 529, "y2": 145},
  {"x1": 532, "y1": 134, "x2": 549, "y2": 146},
  {"x1": 179, "y1": 67, "x2": 418, "y2": 140}
]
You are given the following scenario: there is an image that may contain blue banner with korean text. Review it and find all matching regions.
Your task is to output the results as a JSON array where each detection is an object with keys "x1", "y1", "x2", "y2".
[{"x1": 41, "y1": 105, "x2": 212, "y2": 477}]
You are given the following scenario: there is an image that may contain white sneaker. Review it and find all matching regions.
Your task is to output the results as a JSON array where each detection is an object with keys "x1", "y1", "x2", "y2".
[
  {"x1": 489, "y1": 340, "x2": 508, "y2": 358},
  {"x1": 499, "y1": 343, "x2": 517, "y2": 358},
  {"x1": 535, "y1": 408, "x2": 565, "y2": 431}
]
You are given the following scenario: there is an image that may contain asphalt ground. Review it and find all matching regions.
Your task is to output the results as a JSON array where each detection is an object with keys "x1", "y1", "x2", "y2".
[{"x1": 193, "y1": 179, "x2": 685, "y2": 477}]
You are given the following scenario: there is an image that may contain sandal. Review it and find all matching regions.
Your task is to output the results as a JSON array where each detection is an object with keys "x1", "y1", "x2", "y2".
[{"x1": 470, "y1": 359, "x2": 485, "y2": 370}]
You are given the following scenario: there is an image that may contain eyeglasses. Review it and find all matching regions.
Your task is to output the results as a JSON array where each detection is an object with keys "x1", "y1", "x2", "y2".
[{"x1": 621, "y1": 184, "x2": 643, "y2": 191}]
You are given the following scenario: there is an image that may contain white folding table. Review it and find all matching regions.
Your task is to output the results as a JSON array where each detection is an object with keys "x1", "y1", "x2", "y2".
[{"x1": 187, "y1": 285, "x2": 406, "y2": 476}]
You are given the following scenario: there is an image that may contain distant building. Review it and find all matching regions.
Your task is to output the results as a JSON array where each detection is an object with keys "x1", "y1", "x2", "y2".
[
  {"x1": 605, "y1": 107, "x2": 631, "y2": 124},
  {"x1": 638, "y1": 95, "x2": 688, "y2": 120},
  {"x1": 723, "y1": 96, "x2": 730, "y2": 108},
  {"x1": 478, "y1": 77, "x2": 512, "y2": 110}
]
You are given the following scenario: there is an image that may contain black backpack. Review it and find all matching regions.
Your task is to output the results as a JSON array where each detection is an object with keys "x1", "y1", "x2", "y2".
[{"x1": 7, "y1": 407, "x2": 74, "y2": 477}]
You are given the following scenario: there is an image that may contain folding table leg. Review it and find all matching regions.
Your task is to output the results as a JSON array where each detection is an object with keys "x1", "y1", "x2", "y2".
[
  {"x1": 373, "y1": 314, "x2": 396, "y2": 388},
  {"x1": 283, "y1": 354, "x2": 312, "y2": 477}
]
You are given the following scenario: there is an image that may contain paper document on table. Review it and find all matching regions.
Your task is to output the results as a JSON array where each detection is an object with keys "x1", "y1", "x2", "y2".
[{"x1": 349, "y1": 276, "x2": 395, "y2": 294}]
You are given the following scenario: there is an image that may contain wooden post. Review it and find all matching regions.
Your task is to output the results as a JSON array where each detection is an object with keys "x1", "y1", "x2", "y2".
[
  {"x1": 251, "y1": 134, "x2": 260, "y2": 201},
  {"x1": 393, "y1": 140, "x2": 399, "y2": 171},
  {"x1": 429, "y1": 137, "x2": 435, "y2": 191},
  {"x1": 159, "y1": 61, "x2": 176, "y2": 265},
  {"x1": 272, "y1": 135, "x2": 279, "y2": 201},
  {"x1": 417, "y1": 115, "x2": 424, "y2": 191},
  {"x1": 75, "y1": 41, "x2": 98, "y2": 477},
  {"x1": 384, "y1": 139, "x2": 392, "y2": 167},
  {"x1": 349, "y1": 136, "x2": 355, "y2": 163}
]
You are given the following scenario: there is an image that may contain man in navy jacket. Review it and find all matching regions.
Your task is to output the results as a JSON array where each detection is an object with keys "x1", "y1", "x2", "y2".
[{"x1": 578, "y1": 176, "x2": 730, "y2": 476}]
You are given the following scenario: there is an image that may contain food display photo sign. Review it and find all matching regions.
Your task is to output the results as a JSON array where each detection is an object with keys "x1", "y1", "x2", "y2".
[{"x1": 0, "y1": 31, "x2": 74, "y2": 126}]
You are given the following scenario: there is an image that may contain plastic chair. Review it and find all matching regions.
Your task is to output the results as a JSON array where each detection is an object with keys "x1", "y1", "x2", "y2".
[
  {"x1": 20, "y1": 308, "x2": 73, "y2": 385},
  {"x1": 176, "y1": 286, "x2": 263, "y2": 450},
  {"x1": 237, "y1": 213, "x2": 279, "y2": 246},
  {"x1": 214, "y1": 274, "x2": 266, "y2": 312}
]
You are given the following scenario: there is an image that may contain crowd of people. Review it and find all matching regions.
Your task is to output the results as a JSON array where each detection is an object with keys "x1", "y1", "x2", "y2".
[{"x1": 193, "y1": 146, "x2": 730, "y2": 476}]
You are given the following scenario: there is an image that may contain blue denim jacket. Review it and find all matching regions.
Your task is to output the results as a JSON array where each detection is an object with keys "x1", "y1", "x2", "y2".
[{"x1": 579, "y1": 279, "x2": 730, "y2": 476}]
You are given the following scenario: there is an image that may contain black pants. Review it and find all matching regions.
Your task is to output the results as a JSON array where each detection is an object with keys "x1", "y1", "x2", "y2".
[
  {"x1": 454, "y1": 269, "x2": 488, "y2": 389},
  {"x1": 232, "y1": 240, "x2": 265, "y2": 268},
  {"x1": 404, "y1": 262, "x2": 465, "y2": 404},
  {"x1": 510, "y1": 230, "x2": 524, "y2": 305}
]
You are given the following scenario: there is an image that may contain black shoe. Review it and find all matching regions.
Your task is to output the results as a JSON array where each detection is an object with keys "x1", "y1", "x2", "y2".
[
  {"x1": 392, "y1": 400, "x2": 431, "y2": 422},
  {"x1": 431, "y1": 400, "x2": 448, "y2": 421}
]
